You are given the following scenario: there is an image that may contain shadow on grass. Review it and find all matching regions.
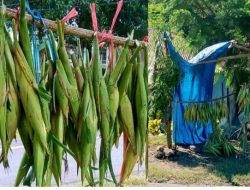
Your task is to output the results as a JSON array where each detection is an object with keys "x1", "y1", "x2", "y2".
[{"x1": 167, "y1": 147, "x2": 250, "y2": 186}]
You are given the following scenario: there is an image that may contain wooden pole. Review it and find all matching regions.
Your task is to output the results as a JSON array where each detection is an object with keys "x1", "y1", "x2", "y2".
[
  {"x1": 4, "y1": 7, "x2": 144, "y2": 48},
  {"x1": 199, "y1": 53, "x2": 250, "y2": 64},
  {"x1": 234, "y1": 44, "x2": 250, "y2": 52}
]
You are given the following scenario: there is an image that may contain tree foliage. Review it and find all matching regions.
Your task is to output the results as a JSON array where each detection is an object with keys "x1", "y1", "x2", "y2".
[
  {"x1": 149, "y1": 0, "x2": 250, "y2": 121},
  {"x1": 6, "y1": 0, "x2": 148, "y2": 40},
  {"x1": 148, "y1": 40, "x2": 181, "y2": 119}
]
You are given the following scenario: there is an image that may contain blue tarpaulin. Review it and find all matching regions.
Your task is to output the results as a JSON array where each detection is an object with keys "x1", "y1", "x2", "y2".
[{"x1": 164, "y1": 32, "x2": 232, "y2": 145}]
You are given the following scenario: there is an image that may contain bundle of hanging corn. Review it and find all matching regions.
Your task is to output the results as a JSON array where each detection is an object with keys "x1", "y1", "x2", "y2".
[{"x1": 0, "y1": 0, "x2": 148, "y2": 187}]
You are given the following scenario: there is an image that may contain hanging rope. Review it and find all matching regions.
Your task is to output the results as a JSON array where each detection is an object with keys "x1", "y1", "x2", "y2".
[
  {"x1": 143, "y1": 35, "x2": 148, "y2": 42},
  {"x1": 5, "y1": 7, "x2": 139, "y2": 47},
  {"x1": 90, "y1": 0, "x2": 123, "y2": 68},
  {"x1": 173, "y1": 92, "x2": 237, "y2": 105},
  {"x1": 15, "y1": 6, "x2": 20, "y2": 31},
  {"x1": 62, "y1": 7, "x2": 78, "y2": 23},
  {"x1": 25, "y1": 0, "x2": 56, "y2": 64}
]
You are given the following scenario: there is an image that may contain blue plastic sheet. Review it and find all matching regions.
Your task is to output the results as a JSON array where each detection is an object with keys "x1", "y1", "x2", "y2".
[
  {"x1": 26, "y1": 0, "x2": 56, "y2": 84},
  {"x1": 164, "y1": 32, "x2": 231, "y2": 145}
]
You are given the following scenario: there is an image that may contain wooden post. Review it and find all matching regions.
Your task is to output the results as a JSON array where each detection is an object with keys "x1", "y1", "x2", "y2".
[
  {"x1": 4, "y1": 7, "x2": 144, "y2": 48},
  {"x1": 199, "y1": 53, "x2": 250, "y2": 64}
]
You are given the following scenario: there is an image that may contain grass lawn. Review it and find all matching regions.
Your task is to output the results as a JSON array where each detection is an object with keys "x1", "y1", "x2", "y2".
[
  {"x1": 148, "y1": 134, "x2": 250, "y2": 186},
  {"x1": 66, "y1": 175, "x2": 148, "y2": 187}
]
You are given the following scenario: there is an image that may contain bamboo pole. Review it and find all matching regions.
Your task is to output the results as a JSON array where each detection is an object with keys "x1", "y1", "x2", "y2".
[
  {"x1": 198, "y1": 54, "x2": 250, "y2": 64},
  {"x1": 5, "y1": 7, "x2": 144, "y2": 47},
  {"x1": 173, "y1": 92, "x2": 237, "y2": 104},
  {"x1": 199, "y1": 53, "x2": 250, "y2": 64},
  {"x1": 234, "y1": 44, "x2": 250, "y2": 52}
]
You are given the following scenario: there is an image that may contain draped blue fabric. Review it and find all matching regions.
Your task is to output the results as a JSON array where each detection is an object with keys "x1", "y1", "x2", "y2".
[{"x1": 163, "y1": 32, "x2": 231, "y2": 145}]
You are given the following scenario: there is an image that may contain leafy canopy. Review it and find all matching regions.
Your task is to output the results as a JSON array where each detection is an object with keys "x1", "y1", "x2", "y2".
[{"x1": 6, "y1": 0, "x2": 148, "y2": 40}]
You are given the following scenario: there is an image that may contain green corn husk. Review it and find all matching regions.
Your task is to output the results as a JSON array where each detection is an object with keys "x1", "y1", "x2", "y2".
[
  {"x1": 106, "y1": 44, "x2": 128, "y2": 129},
  {"x1": 104, "y1": 64, "x2": 112, "y2": 84},
  {"x1": 54, "y1": 70, "x2": 69, "y2": 118},
  {"x1": 99, "y1": 143, "x2": 108, "y2": 187},
  {"x1": 0, "y1": 4, "x2": 8, "y2": 167},
  {"x1": 6, "y1": 80, "x2": 20, "y2": 147},
  {"x1": 86, "y1": 51, "x2": 98, "y2": 165},
  {"x1": 78, "y1": 78, "x2": 92, "y2": 183},
  {"x1": 19, "y1": 0, "x2": 34, "y2": 73},
  {"x1": 99, "y1": 79, "x2": 111, "y2": 150},
  {"x1": 38, "y1": 56, "x2": 52, "y2": 132},
  {"x1": 77, "y1": 39, "x2": 83, "y2": 68},
  {"x1": 14, "y1": 152, "x2": 32, "y2": 186},
  {"x1": 107, "y1": 85, "x2": 119, "y2": 130},
  {"x1": 0, "y1": 3, "x2": 149, "y2": 185},
  {"x1": 119, "y1": 94, "x2": 136, "y2": 152},
  {"x1": 118, "y1": 63, "x2": 133, "y2": 98},
  {"x1": 43, "y1": 141, "x2": 53, "y2": 186},
  {"x1": 65, "y1": 123, "x2": 81, "y2": 168},
  {"x1": 92, "y1": 35, "x2": 102, "y2": 117},
  {"x1": 33, "y1": 133, "x2": 46, "y2": 186},
  {"x1": 143, "y1": 45, "x2": 149, "y2": 179},
  {"x1": 55, "y1": 56, "x2": 79, "y2": 123},
  {"x1": 55, "y1": 60, "x2": 80, "y2": 123},
  {"x1": 14, "y1": 45, "x2": 48, "y2": 152},
  {"x1": 118, "y1": 143, "x2": 139, "y2": 185},
  {"x1": 57, "y1": 21, "x2": 77, "y2": 87},
  {"x1": 143, "y1": 45, "x2": 148, "y2": 97},
  {"x1": 38, "y1": 84, "x2": 52, "y2": 132},
  {"x1": 49, "y1": 30, "x2": 69, "y2": 118},
  {"x1": 91, "y1": 34, "x2": 110, "y2": 186},
  {"x1": 99, "y1": 79, "x2": 111, "y2": 186},
  {"x1": 51, "y1": 109, "x2": 64, "y2": 181},
  {"x1": 113, "y1": 115, "x2": 121, "y2": 148},
  {"x1": 18, "y1": 114, "x2": 33, "y2": 157},
  {"x1": 5, "y1": 40, "x2": 17, "y2": 90},
  {"x1": 70, "y1": 51, "x2": 84, "y2": 95},
  {"x1": 52, "y1": 155, "x2": 60, "y2": 186},
  {"x1": 5, "y1": 39, "x2": 19, "y2": 148},
  {"x1": 108, "y1": 40, "x2": 129, "y2": 86},
  {"x1": 135, "y1": 63, "x2": 147, "y2": 159}
]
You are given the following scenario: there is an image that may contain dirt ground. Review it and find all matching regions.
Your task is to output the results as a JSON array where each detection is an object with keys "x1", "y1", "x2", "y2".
[{"x1": 148, "y1": 134, "x2": 250, "y2": 186}]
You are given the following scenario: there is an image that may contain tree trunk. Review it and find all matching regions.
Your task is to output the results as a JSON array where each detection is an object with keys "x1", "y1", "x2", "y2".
[{"x1": 165, "y1": 103, "x2": 172, "y2": 149}]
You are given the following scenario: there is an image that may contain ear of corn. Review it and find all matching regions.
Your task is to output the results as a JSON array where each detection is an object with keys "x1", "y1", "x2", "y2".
[
  {"x1": 51, "y1": 109, "x2": 64, "y2": 181},
  {"x1": 14, "y1": 50, "x2": 48, "y2": 151},
  {"x1": 6, "y1": 80, "x2": 20, "y2": 148},
  {"x1": 99, "y1": 79, "x2": 111, "y2": 186},
  {"x1": 18, "y1": 114, "x2": 33, "y2": 157},
  {"x1": 52, "y1": 154, "x2": 61, "y2": 186},
  {"x1": 118, "y1": 63, "x2": 133, "y2": 98},
  {"x1": 43, "y1": 142, "x2": 53, "y2": 186},
  {"x1": 65, "y1": 122, "x2": 81, "y2": 167},
  {"x1": 14, "y1": 152, "x2": 32, "y2": 186},
  {"x1": 92, "y1": 35, "x2": 102, "y2": 117},
  {"x1": 70, "y1": 51, "x2": 84, "y2": 95},
  {"x1": 77, "y1": 68, "x2": 93, "y2": 183},
  {"x1": 135, "y1": 63, "x2": 147, "y2": 159},
  {"x1": 143, "y1": 45, "x2": 149, "y2": 179},
  {"x1": 1, "y1": 10, "x2": 148, "y2": 186},
  {"x1": 5, "y1": 40, "x2": 17, "y2": 90},
  {"x1": 119, "y1": 143, "x2": 139, "y2": 185},
  {"x1": 0, "y1": 4, "x2": 8, "y2": 167},
  {"x1": 57, "y1": 21, "x2": 77, "y2": 88},
  {"x1": 33, "y1": 134, "x2": 46, "y2": 186},
  {"x1": 19, "y1": 0, "x2": 34, "y2": 74},
  {"x1": 113, "y1": 115, "x2": 121, "y2": 148},
  {"x1": 5, "y1": 39, "x2": 19, "y2": 149},
  {"x1": 108, "y1": 40, "x2": 129, "y2": 86},
  {"x1": 56, "y1": 22, "x2": 80, "y2": 123},
  {"x1": 86, "y1": 57, "x2": 98, "y2": 165},
  {"x1": 119, "y1": 94, "x2": 136, "y2": 152}
]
